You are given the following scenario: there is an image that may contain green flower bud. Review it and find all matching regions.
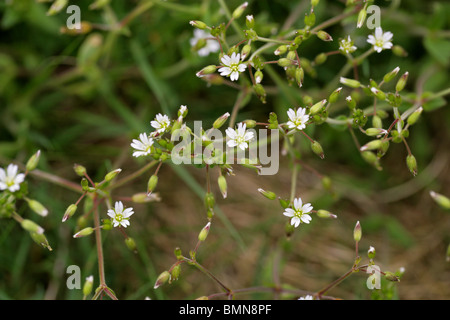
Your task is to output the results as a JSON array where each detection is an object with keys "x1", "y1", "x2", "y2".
[
  {"x1": 232, "y1": 2, "x2": 248, "y2": 19},
  {"x1": 295, "y1": 67, "x2": 304, "y2": 87},
  {"x1": 368, "y1": 246, "x2": 376, "y2": 260},
  {"x1": 30, "y1": 232, "x2": 52, "y2": 251},
  {"x1": 125, "y1": 237, "x2": 137, "y2": 253},
  {"x1": 204, "y1": 192, "x2": 215, "y2": 210},
  {"x1": 154, "y1": 271, "x2": 171, "y2": 289},
  {"x1": 311, "y1": 140, "x2": 325, "y2": 159},
  {"x1": 309, "y1": 99, "x2": 327, "y2": 115},
  {"x1": 361, "y1": 151, "x2": 382, "y2": 171},
  {"x1": 102, "y1": 219, "x2": 112, "y2": 230},
  {"x1": 279, "y1": 198, "x2": 290, "y2": 209},
  {"x1": 26, "y1": 150, "x2": 41, "y2": 172},
  {"x1": 278, "y1": 58, "x2": 295, "y2": 67},
  {"x1": 104, "y1": 168, "x2": 121, "y2": 182},
  {"x1": 311, "y1": 0, "x2": 320, "y2": 7},
  {"x1": 73, "y1": 227, "x2": 94, "y2": 238},
  {"x1": 21, "y1": 219, "x2": 44, "y2": 235},
  {"x1": 321, "y1": 176, "x2": 332, "y2": 190},
  {"x1": 198, "y1": 222, "x2": 211, "y2": 242},
  {"x1": 171, "y1": 264, "x2": 181, "y2": 282},
  {"x1": 258, "y1": 188, "x2": 277, "y2": 200},
  {"x1": 396, "y1": 71, "x2": 409, "y2": 92},
  {"x1": 328, "y1": 87, "x2": 342, "y2": 104},
  {"x1": 217, "y1": 175, "x2": 227, "y2": 199},
  {"x1": 147, "y1": 174, "x2": 159, "y2": 195},
  {"x1": 353, "y1": 221, "x2": 362, "y2": 242},
  {"x1": 392, "y1": 45, "x2": 408, "y2": 57},
  {"x1": 429, "y1": 191, "x2": 450, "y2": 210},
  {"x1": 407, "y1": 107, "x2": 423, "y2": 126},
  {"x1": 47, "y1": 0, "x2": 68, "y2": 16},
  {"x1": 356, "y1": 5, "x2": 367, "y2": 28},
  {"x1": 340, "y1": 77, "x2": 361, "y2": 88},
  {"x1": 213, "y1": 112, "x2": 230, "y2": 129},
  {"x1": 317, "y1": 209, "x2": 337, "y2": 219},
  {"x1": 360, "y1": 139, "x2": 383, "y2": 152},
  {"x1": 372, "y1": 115, "x2": 383, "y2": 129},
  {"x1": 365, "y1": 128, "x2": 388, "y2": 137},
  {"x1": 174, "y1": 247, "x2": 183, "y2": 260},
  {"x1": 383, "y1": 66, "x2": 400, "y2": 83},
  {"x1": 274, "y1": 45, "x2": 287, "y2": 56},
  {"x1": 406, "y1": 154, "x2": 417, "y2": 176},
  {"x1": 241, "y1": 44, "x2": 252, "y2": 60},
  {"x1": 304, "y1": 12, "x2": 316, "y2": 27},
  {"x1": 74, "y1": 164, "x2": 87, "y2": 177},
  {"x1": 131, "y1": 192, "x2": 160, "y2": 203},
  {"x1": 246, "y1": 14, "x2": 255, "y2": 29},
  {"x1": 253, "y1": 83, "x2": 267, "y2": 103},
  {"x1": 26, "y1": 198, "x2": 48, "y2": 217},
  {"x1": 384, "y1": 271, "x2": 400, "y2": 282},
  {"x1": 196, "y1": 65, "x2": 218, "y2": 78},
  {"x1": 189, "y1": 20, "x2": 207, "y2": 29},
  {"x1": 314, "y1": 52, "x2": 327, "y2": 65},
  {"x1": 83, "y1": 276, "x2": 94, "y2": 297},
  {"x1": 370, "y1": 87, "x2": 386, "y2": 100},
  {"x1": 316, "y1": 30, "x2": 333, "y2": 41},
  {"x1": 346, "y1": 95, "x2": 356, "y2": 110}
]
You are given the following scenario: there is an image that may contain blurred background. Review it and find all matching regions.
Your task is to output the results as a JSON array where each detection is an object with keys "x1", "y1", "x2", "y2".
[{"x1": 0, "y1": 0, "x2": 449, "y2": 300}]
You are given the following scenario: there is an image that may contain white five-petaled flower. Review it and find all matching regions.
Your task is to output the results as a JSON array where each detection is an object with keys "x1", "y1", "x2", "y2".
[
  {"x1": 367, "y1": 27, "x2": 393, "y2": 53},
  {"x1": 0, "y1": 164, "x2": 25, "y2": 192},
  {"x1": 287, "y1": 107, "x2": 310, "y2": 131},
  {"x1": 218, "y1": 52, "x2": 247, "y2": 81},
  {"x1": 339, "y1": 35, "x2": 357, "y2": 54},
  {"x1": 151, "y1": 113, "x2": 171, "y2": 133},
  {"x1": 283, "y1": 197, "x2": 313, "y2": 228},
  {"x1": 190, "y1": 29, "x2": 220, "y2": 57},
  {"x1": 131, "y1": 133, "x2": 154, "y2": 157},
  {"x1": 107, "y1": 201, "x2": 134, "y2": 228},
  {"x1": 225, "y1": 122, "x2": 254, "y2": 150}
]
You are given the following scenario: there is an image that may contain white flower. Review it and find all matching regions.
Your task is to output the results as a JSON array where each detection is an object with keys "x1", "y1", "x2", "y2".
[
  {"x1": 367, "y1": 27, "x2": 393, "y2": 53},
  {"x1": 218, "y1": 52, "x2": 247, "y2": 81},
  {"x1": 298, "y1": 295, "x2": 314, "y2": 300},
  {"x1": 225, "y1": 122, "x2": 254, "y2": 150},
  {"x1": 0, "y1": 164, "x2": 25, "y2": 192},
  {"x1": 190, "y1": 29, "x2": 220, "y2": 57},
  {"x1": 339, "y1": 35, "x2": 357, "y2": 54},
  {"x1": 107, "y1": 201, "x2": 134, "y2": 228},
  {"x1": 283, "y1": 197, "x2": 313, "y2": 228},
  {"x1": 151, "y1": 113, "x2": 171, "y2": 133},
  {"x1": 131, "y1": 133, "x2": 154, "y2": 157},
  {"x1": 287, "y1": 107, "x2": 309, "y2": 131}
]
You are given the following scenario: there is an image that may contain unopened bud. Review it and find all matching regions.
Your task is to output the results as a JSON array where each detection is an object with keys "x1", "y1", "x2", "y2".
[
  {"x1": 154, "y1": 271, "x2": 171, "y2": 289},
  {"x1": 340, "y1": 77, "x2": 361, "y2": 88},
  {"x1": 171, "y1": 264, "x2": 181, "y2": 282},
  {"x1": 407, "y1": 107, "x2": 423, "y2": 126},
  {"x1": 204, "y1": 192, "x2": 215, "y2": 210},
  {"x1": 147, "y1": 174, "x2": 159, "y2": 195},
  {"x1": 311, "y1": 140, "x2": 325, "y2": 159},
  {"x1": 246, "y1": 15, "x2": 255, "y2": 29},
  {"x1": 353, "y1": 221, "x2": 362, "y2": 242},
  {"x1": 278, "y1": 58, "x2": 295, "y2": 67},
  {"x1": 174, "y1": 247, "x2": 183, "y2": 260},
  {"x1": 125, "y1": 237, "x2": 137, "y2": 253},
  {"x1": 47, "y1": 0, "x2": 68, "y2": 16},
  {"x1": 254, "y1": 70, "x2": 263, "y2": 84},
  {"x1": 131, "y1": 192, "x2": 160, "y2": 203},
  {"x1": 189, "y1": 20, "x2": 207, "y2": 29},
  {"x1": 253, "y1": 84, "x2": 266, "y2": 103},
  {"x1": 328, "y1": 87, "x2": 342, "y2": 104},
  {"x1": 360, "y1": 139, "x2": 383, "y2": 152},
  {"x1": 26, "y1": 198, "x2": 48, "y2": 217},
  {"x1": 213, "y1": 112, "x2": 230, "y2": 129},
  {"x1": 383, "y1": 66, "x2": 400, "y2": 83},
  {"x1": 361, "y1": 151, "x2": 382, "y2": 170},
  {"x1": 258, "y1": 188, "x2": 277, "y2": 200},
  {"x1": 74, "y1": 164, "x2": 87, "y2": 176},
  {"x1": 406, "y1": 154, "x2": 417, "y2": 176},
  {"x1": 83, "y1": 276, "x2": 94, "y2": 297},
  {"x1": 346, "y1": 95, "x2": 356, "y2": 110},
  {"x1": 104, "y1": 168, "x2": 121, "y2": 182},
  {"x1": 368, "y1": 246, "x2": 376, "y2": 259},
  {"x1": 232, "y1": 2, "x2": 248, "y2": 19},
  {"x1": 73, "y1": 227, "x2": 94, "y2": 238},
  {"x1": 21, "y1": 219, "x2": 44, "y2": 235},
  {"x1": 295, "y1": 67, "x2": 304, "y2": 87},
  {"x1": 198, "y1": 222, "x2": 211, "y2": 242},
  {"x1": 370, "y1": 87, "x2": 386, "y2": 100},
  {"x1": 309, "y1": 99, "x2": 327, "y2": 115},
  {"x1": 314, "y1": 52, "x2": 327, "y2": 65},
  {"x1": 26, "y1": 150, "x2": 41, "y2": 172},
  {"x1": 356, "y1": 5, "x2": 367, "y2": 28},
  {"x1": 384, "y1": 271, "x2": 400, "y2": 282},
  {"x1": 241, "y1": 44, "x2": 252, "y2": 60},
  {"x1": 316, "y1": 209, "x2": 337, "y2": 219},
  {"x1": 196, "y1": 65, "x2": 217, "y2": 78},
  {"x1": 392, "y1": 45, "x2": 408, "y2": 57},
  {"x1": 274, "y1": 45, "x2": 287, "y2": 56},
  {"x1": 429, "y1": 191, "x2": 450, "y2": 210},
  {"x1": 30, "y1": 232, "x2": 52, "y2": 251},
  {"x1": 396, "y1": 72, "x2": 409, "y2": 92},
  {"x1": 365, "y1": 128, "x2": 388, "y2": 136},
  {"x1": 316, "y1": 30, "x2": 333, "y2": 41},
  {"x1": 217, "y1": 175, "x2": 227, "y2": 199}
]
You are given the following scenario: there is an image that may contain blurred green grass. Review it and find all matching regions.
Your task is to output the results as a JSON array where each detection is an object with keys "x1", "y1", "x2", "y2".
[{"x1": 0, "y1": 0, "x2": 449, "y2": 300}]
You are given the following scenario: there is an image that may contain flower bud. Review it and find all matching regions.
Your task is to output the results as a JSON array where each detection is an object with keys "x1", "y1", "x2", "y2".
[
  {"x1": 396, "y1": 72, "x2": 409, "y2": 92},
  {"x1": 295, "y1": 67, "x2": 304, "y2": 87},
  {"x1": 407, "y1": 107, "x2": 423, "y2": 126},
  {"x1": 370, "y1": 87, "x2": 386, "y2": 100},
  {"x1": 47, "y1": 0, "x2": 68, "y2": 16},
  {"x1": 368, "y1": 246, "x2": 376, "y2": 259},
  {"x1": 356, "y1": 6, "x2": 367, "y2": 28},
  {"x1": 314, "y1": 52, "x2": 327, "y2": 65},
  {"x1": 365, "y1": 128, "x2": 388, "y2": 137},
  {"x1": 73, "y1": 227, "x2": 94, "y2": 238},
  {"x1": 311, "y1": 0, "x2": 320, "y2": 7},
  {"x1": 304, "y1": 12, "x2": 316, "y2": 27},
  {"x1": 174, "y1": 247, "x2": 183, "y2": 260},
  {"x1": 361, "y1": 151, "x2": 381, "y2": 171},
  {"x1": 125, "y1": 237, "x2": 137, "y2": 253},
  {"x1": 147, "y1": 174, "x2": 159, "y2": 195},
  {"x1": 217, "y1": 175, "x2": 227, "y2": 199},
  {"x1": 316, "y1": 30, "x2": 333, "y2": 41},
  {"x1": 328, "y1": 87, "x2": 342, "y2": 104},
  {"x1": 253, "y1": 83, "x2": 267, "y2": 103},
  {"x1": 258, "y1": 188, "x2": 277, "y2": 200},
  {"x1": 353, "y1": 221, "x2": 362, "y2": 242},
  {"x1": 104, "y1": 168, "x2": 121, "y2": 182},
  {"x1": 340, "y1": 77, "x2": 361, "y2": 88},
  {"x1": 232, "y1": 2, "x2": 248, "y2": 19},
  {"x1": 360, "y1": 139, "x2": 383, "y2": 152},
  {"x1": 74, "y1": 164, "x2": 87, "y2": 177},
  {"x1": 131, "y1": 192, "x2": 160, "y2": 203},
  {"x1": 316, "y1": 209, "x2": 337, "y2": 219},
  {"x1": 198, "y1": 222, "x2": 211, "y2": 242},
  {"x1": 278, "y1": 58, "x2": 295, "y2": 67},
  {"x1": 311, "y1": 140, "x2": 325, "y2": 159},
  {"x1": 196, "y1": 65, "x2": 218, "y2": 78},
  {"x1": 171, "y1": 264, "x2": 181, "y2": 282},
  {"x1": 429, "y1": 191, "x2": 450, "y2": 210},
  {"x1": 392, "y1": 45, "x2": 408, "y2": 57},
  {"x1": 21, "y1": 219, "x2": 44, "y2": 235},
  {"x1": 274, "y1": 45, "x2": 287, "y2": 56},
  {"x1": 189, "y1": 20, "x2": 207, "y2": 29},
  {"x1": 406, "y1": 154, "x2": 417, "y2": 176},
  {"x1": 26, "y1": 198, "x2": 48, "y2": 217},
  {"x1": 30, "y1": 232, "x2": 52, "y2": 251},
  {"x1": 279, "y1": 198, "x2": 290, "y2": 209},
  {"x1": 254, "y1": 70, "x2": 263, "y2": 84},
  {"x1": 246, "y1": 15, "x2": 255, "y2": 29},
  {"x1": 213, "y1": 112, "x2": 230, "y2": 129},
  {"x1": 26, "y1": 150, "x2": 41, "y2": 172},
  {"x1": 83, "y1": 276, "x2": 94, "y2": 297},
  {"x1": 383, "y1": 66, "x2": 400, "y2": 83},
  {"x1": 204, "y1": 192, "x2": 215, "y2": 210},
  {"x1": 241, "y1": 44, "x2": 252, "y2": 60},
  {"x1": 384, "y1": 271, "x2": 400, "y2": 282},
  {"x1": 309, "y1": 99, "x2": 327, "y2": 115},
  {"x1": 321, "y1": 176, "x2": 332, "y2": 190},
  {"x1": 346, "y1": 95, "x2": 356, "y2": 110},
  {"x1": 154, "y1": 271, "x2": 171, "y2": 289}
]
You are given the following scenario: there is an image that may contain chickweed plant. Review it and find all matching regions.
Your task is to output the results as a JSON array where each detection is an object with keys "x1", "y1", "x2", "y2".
[{"x1": 0, "y1": 0, "x2": 449, "y2": 301}]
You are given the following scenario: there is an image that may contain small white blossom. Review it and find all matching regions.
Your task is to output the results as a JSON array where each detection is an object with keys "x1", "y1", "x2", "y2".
[
  {"x1": 225, "y1": 122, "x2": 254, "y2": 150},
  {"x1": 107, "y1": 201, "x2": 134, "y2": 228},
  {"x1": 287, "y1": 107, "x2": 309, "y2": 131},
  {"x1": 0, "y1": 164, "x2": 25, "y2": 192},
  {"x1": 339, "y1": 35, "x2": 357, "y2": 54},
  {"x1": 151, "y1": 113, "x2": 171, "y2": 133},
  {"x1": 367, "y1": 27, "x2": 393, "y2": 53},
  {"x1": 298, "y1": 295, "x2": 314, "y2": 300},
  {"x1": 283, "y1": 197, "x2": 313, "y2": 228},
  {"x1": 131, "y1": 133, "x2": 154, "y2": 157},
  {"x1": 218, "y1": 52, "x2": 247, "y2": 81},
  {"x1": 190, "y1": 29, "x2": 220, "y2": 57}
]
